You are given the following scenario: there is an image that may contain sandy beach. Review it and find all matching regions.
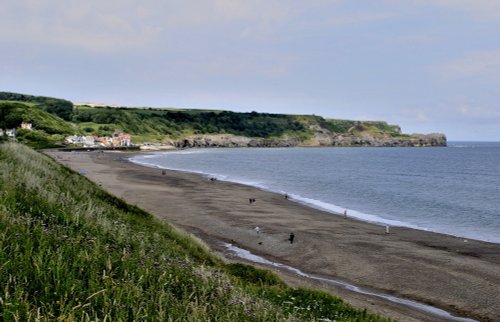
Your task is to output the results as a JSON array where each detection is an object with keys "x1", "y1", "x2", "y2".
[{"x1": 46, "y1": 150, "x2": 500, "y2": 322}]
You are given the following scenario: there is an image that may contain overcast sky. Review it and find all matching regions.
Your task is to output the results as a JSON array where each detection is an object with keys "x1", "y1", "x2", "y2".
[{"x1": 1, "y1": 1, "x2": 499, "y2": 141}]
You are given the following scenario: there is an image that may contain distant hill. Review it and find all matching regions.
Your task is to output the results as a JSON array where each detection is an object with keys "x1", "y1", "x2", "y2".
[
  {"x1": 0, "y1": 91, "x2": 446, "y2": 149},
  {"x1": 0, "y1": 91, "x2": 73, "y2": 120}
]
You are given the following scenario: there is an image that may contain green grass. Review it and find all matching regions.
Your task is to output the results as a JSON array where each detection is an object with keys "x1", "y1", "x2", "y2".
[
  {"x1": 2, "y1": 92, "x2": 423, "y2": 148},
  {"x1": 0, "y1": 102, "x2": 75, "y2": 148},
  {"x1": 72, "y1": 106, "x2": 308, "y2": 139},
  {"x1": 0, "y1": 100, "x2": 38, "y2": 107},
  {"x1": 0, "y1": 142, "x2": 389, "y2": 321},
  {"x1": 0, "y1": 102, "x2": 74, "y2": 135}
]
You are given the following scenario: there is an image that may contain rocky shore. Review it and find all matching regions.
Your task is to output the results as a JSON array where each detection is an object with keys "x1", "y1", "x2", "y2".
[
  {"x1": 145, "y1": 132, "x2": 446, "y2": 150},
  {"x1": 137, "y1": 119, "x2": 447, "y2": 150}
]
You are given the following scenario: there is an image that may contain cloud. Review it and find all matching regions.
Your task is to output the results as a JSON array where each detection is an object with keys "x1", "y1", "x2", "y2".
[
  {"x1": 437, "y1": 49, "x2": 500, "y2": 81},
  {"x1": 0, "y1": 0, "x2": 397, "y2": 54},
  {"x1": 396, "y1": 109, "x2": 431, "y2": 123},
  {"x1": 395, "y1": 34, "x2": 437, "y2": 45},
  {"x1": 162, "y1": 52, "x2": 295, "y2": 80},
  {"x1": 0, "y1": 1, "x2": 161, "y2": 53},
  {"x1": 411, "y1": 0, "x2": 500, "y2": 20},
  {"x1": 326, "y1": 11, "x2": 395, "y2": 27},
  {"x1": 454, "y1": 101, "x2": 500, "y2": 120}
]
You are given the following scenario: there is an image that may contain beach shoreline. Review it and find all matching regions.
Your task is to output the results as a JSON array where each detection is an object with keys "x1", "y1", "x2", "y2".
[
  {"x1": 46, "y1": 150, "x2": 500, "y2": 322},
  {"x1": 130, "y1": 150, "x2": 499, "y2": 244}
]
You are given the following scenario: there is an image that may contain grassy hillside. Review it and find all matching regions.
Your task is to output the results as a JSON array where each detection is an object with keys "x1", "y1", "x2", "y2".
[
  {"x1": 73, "y1": 105, "x2": 309, "y2": 140},
  {"x1": 0, "y1": 92, "x2": 73, "y2": 120},
  {"x1": 0, "y1": 142, "x2": 388, "y2": 321},
  {"x1": 0, "y1": 102, "x2": 75, "y2": 148},
  {"x1": 72, "y1": 105, "x2": 407, "y2": 145},
  {"x1": 1, "y1": 91, "x2": 414, "y2": 148}
]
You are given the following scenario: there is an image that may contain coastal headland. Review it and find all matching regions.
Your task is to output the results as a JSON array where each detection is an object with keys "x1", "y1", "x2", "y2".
[
  {"x1": 1, "y1": 92, "x2": 447, "y2": 150},
  {"x1": 47, "y1": 150, "x2": 500, "y2": 322}
]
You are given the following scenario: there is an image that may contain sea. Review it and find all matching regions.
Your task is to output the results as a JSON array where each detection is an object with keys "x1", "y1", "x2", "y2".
[{"x1": 130, "y1": 142, "x2": 500, "y2": 244}]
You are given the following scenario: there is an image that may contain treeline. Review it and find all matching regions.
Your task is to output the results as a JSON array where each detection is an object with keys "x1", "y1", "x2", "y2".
[
  {"x1": 0, "y1": 101, "x2": 74, "y2": 148},
  {"x1": 1, "y1": 91, "x2": 404, "y2": 148},
  {"x1": 0, "y1": 91, "x2": 73, "y2": 120},
  {"x1": 73, "y1": 107, "x2": 306, "y2": 138}
]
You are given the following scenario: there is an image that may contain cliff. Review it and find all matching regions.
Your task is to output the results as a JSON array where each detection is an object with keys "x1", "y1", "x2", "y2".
[
  {"x1": 167, "y1": 120, "x2": 446, "y2": 149},
  {"x1": 1, "y1": 91, "x2": 447, "y2": 149},
  {"x1": 171, "y1": 133, "x2": 446, "y2": 149},
  {"x1": 164, "y1": 116, "x2": 447, "y2": 148}
]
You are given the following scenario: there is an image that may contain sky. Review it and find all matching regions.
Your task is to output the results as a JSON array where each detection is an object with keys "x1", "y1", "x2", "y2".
[{"x1": 1, "y1": 1, "x2": 499, "y2": 141}]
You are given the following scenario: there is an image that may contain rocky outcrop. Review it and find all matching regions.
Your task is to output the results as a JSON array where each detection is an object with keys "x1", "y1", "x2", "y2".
[
  {"x1": 173, "y1": 134, "x2": 301, "y2": 148},
  {"x1": 140, "y1": 119, "x2": 446, "y2": 149},
  {"x1": 304, "y1": 122, "x2": 446, "y2": 147},
  {"x1": 164, "y1": 131, "x2": 446, "y2": 149},
  {"x1": 308, "y1": 132, "x2": 447, "y2": 147}
]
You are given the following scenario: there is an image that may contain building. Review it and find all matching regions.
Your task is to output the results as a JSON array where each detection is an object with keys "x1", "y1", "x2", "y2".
[
  {"x1": 6, "y1": 129, "x2": 16, "y2": 138},
  {"x1": 112, "y1": 130, "x2": 132, "y2": 146},
  {"x1": 65, "y1": 130, "x2": 132, "y2": 147},
  {"x1": 95, "y1": 136, "x2": 113, "y2": 146},
  {"x1": 21, "y1": 123, "x2": 32, "y2": 130},
  {"x1": 117, "y1": 133, "x2": 132, "y2": 146},
  {"x1": 65, "y1": 135, "x2": 96, "y2": 147}
]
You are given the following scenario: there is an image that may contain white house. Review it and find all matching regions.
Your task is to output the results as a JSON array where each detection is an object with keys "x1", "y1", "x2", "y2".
[
  {"x1": 21, "y1": 123, "x2": 32, "y2": 130},
  {"x1": 6, "y1": 129, "x2": 16, "y2": 137},
  {"x1": 82, "y1": 136, "x2": 96, "y2": 146},
  {"x1": 65, "y1": 135, "x2": 96, "y2": 147}
]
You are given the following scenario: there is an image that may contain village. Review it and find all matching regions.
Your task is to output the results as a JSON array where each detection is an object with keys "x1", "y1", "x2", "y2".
[
  {"x1": 65, "y1": 130, "x2": 132, "y2": 147},
  {"x1": 0, "y1": 123, "x2": 133, "y2": 147},
  {"x1": 0, "y1": 122, "x2": 33, "y2": 138}
]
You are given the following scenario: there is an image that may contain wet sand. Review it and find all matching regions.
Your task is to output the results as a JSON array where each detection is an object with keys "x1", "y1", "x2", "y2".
[{"x1": 46, "y1": 150, "x2": 500, "y2": 322}]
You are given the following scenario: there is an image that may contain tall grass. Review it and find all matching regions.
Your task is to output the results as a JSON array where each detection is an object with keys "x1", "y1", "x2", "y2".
[{"x1": 0, "y1": 143, "x2": 389, "y2": 321}]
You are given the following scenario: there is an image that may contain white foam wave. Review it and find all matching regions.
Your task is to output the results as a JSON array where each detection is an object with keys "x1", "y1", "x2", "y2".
[
  {"x1": 224, "y1": 243, "x2": 476, "y2": 322},
  {"x1": 129, "y1": 157, "x2": 428, "y2": 230},
  {"x1": 129, "y1": 157, "x2": 266, "y2": 186},
  {"x1": 289, "y1": 194, "x2": 423, "y2": 229},
  {"x1": 128, "y1": 156, "x2": 494, "y2": 241}
]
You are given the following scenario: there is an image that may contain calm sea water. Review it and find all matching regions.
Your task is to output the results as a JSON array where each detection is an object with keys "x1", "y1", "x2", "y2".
[{"x1": 130, "y1": 142, "x2": 500, "y2": 243}]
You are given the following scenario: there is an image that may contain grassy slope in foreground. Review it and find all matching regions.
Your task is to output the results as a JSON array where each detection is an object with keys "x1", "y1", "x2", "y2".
[{"x1": 0, "y1": 143, "x2": 388, "y2": 321}]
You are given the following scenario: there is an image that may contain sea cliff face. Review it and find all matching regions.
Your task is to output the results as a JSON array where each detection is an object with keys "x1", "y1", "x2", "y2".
[
  {"x1": 307, "y1": 132, "x2": 447, "y2": 147},
  {"x1": 169, "y1": 119, "x2": 447, "y2": 149},
  {"x1": 171, "y1": 132, "x2": 447, "y2": 149}
]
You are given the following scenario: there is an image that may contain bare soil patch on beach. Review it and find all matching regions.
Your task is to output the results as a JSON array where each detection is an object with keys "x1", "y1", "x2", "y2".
[{"x1": 47, "y1": 150, "x2": 500, "y2": 322}]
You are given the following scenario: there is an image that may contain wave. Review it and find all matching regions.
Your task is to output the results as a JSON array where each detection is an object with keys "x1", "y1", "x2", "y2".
[
  {"x1": 288, "y1": 194, "x2": 423, "y2": 229},
  {"x1": 129, "y1": 155, "x2": 423, "y2": 230},
  {"x1": 223, "y1": 243, "x2": 476, "y2": 322},
  {"x1": 128, "y1": 153, "x2": 500, "y2": 243}
]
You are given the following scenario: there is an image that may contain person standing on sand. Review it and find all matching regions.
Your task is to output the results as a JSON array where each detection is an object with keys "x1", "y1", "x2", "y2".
[{"x1": 289, "y1": 232, "x2": 295, "y2": 244}]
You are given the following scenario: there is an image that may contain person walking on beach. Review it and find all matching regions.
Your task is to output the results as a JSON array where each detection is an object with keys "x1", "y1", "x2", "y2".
[{"x1": 289, "y1": 232, "x2": 295, "y2": 244}]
